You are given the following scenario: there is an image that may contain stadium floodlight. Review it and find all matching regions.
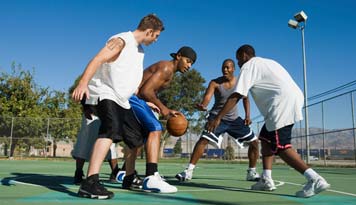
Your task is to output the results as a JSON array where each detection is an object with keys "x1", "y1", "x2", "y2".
[
  {"x1": 288, "y1": 19, "x2": 299, "y2": 29},
  {"x1": 294, "y1": 10, "x2": 308, "y2": 22},
  {"x1": 288, "y1": 11, "x2": 310, "y2": 164}
]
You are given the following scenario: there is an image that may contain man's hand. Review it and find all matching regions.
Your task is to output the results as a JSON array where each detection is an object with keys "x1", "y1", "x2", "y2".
[
  {"x1": 244, "y1": 117, "x2": 252, "y2": 125},
  {"x1": 195, "y1": 103, "x2": 207, "y2": 111},
  {"x1": 206, "y1": 117, "x2": 221, "y2": 133},
  {"x1": 72, "y1": 83, "x2": 89, "y2": 102},
  {"x1": 162, "y1": 109, "x2": 181, "y2": 119},
  {"x1": 146, "y1": 102, "x2": 161, "y2": 114}
]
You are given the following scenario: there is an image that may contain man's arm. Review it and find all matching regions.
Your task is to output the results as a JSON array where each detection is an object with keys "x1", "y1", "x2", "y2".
[
  {"x1": 72, "y1": 38, "x2": 125, "y2": 102},
  {"x1": 138, "y1": 68, "x2": 174, "y2": 117},
  {"x1": 206, "y1": 92, "x2": 243, "y2": 132},
  {"x1": 196, "y1": 80, "x2": 217, "y2": 111},
  {"x1": 242, "y1": 96, "x2": 251, "y2": 125}
]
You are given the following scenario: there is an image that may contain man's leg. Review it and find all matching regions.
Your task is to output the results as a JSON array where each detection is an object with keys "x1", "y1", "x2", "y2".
[
  {"x1": 190, "y1": 138, "x2": 209, "y2": 165},
  {"x1": 278, "y1": 148, "x2": 330, "y2": 198},
  {"x1": 78, "y1": 138, "x2": 114, "y2": 199},
  {"x1": 175, "y1": 138, "x2": 209, "y2": 181},
  {"x1": 122, "y1": 147, "x2": 144, "y2": 189},
  {"x1": 251, "y1": 140, "x2": 276, "y2": 191},
  {"x1": 74, "y1": 157, "x2": 85, "y2": 184},
  {"x1": 142, "y1": 131, "x2": 177, "y2": 193},
  {"x1": 145, "y1": 131, "x2": 161, "y2": 176},
  {"x1": 108, "y1": 158, "x2": 119, "y2": 182},
  {"x1": 87, "y1": 138, "x2": 113, "y2": 177},
  {"x1": 246, "y1": 140, "x2": 260, "y2": 181}
]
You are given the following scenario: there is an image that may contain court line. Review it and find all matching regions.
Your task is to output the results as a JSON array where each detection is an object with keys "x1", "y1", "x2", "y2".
[
  {"x1": 278, "y1": 180, "x2": 356, "y2": 197},
  {"x1": 5, "y1": 177, "x2": 356, "y2": 197}
]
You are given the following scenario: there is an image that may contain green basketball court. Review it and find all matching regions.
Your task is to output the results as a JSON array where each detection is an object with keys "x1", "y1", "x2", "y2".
[{"x1": 1, "y1": 159, "x2": 355, "y2": 205}]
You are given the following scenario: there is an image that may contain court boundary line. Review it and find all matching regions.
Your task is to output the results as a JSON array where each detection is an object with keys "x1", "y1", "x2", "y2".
[{"x1": 4, "y1": 177, "x2": 356, "y2": 198}]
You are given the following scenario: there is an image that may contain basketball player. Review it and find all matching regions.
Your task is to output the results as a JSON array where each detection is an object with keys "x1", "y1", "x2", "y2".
[
  {"x1": 123, "y1": 46, "x2": 197, "y2": 193},
  {"x1": 175, "y1": 59, "x2": 260, "y2": 182},
  {"x1": 72, "y1": 14, "x2": 164, "y2": 199}
]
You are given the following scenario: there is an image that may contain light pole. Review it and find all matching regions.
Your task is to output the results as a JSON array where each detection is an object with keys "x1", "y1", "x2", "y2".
[{"x1": 288, "y1": 11, "x2": 310, "y2": 164}]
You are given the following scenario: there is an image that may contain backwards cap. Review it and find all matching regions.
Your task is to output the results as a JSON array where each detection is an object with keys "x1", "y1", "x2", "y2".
[{"x1": 170, "y1": 46, "x2": 197, "y2": 63}]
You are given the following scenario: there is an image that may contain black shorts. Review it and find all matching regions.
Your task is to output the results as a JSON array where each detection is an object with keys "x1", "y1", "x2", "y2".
[
  {"x1": 259, "y1": 124, "x2": 294, "y2": 154},
  {"x1": 96, "y1": 99, "x2": 144, "y2": 149}
]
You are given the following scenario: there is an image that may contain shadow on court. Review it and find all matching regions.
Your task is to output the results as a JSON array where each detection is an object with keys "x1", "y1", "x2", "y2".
[
  {"x1": 164, "y1": 177, "x2": 296, "y2": 198},
  {"x1": 1, "y1": 172, "x2": 78, "y2": 197}
]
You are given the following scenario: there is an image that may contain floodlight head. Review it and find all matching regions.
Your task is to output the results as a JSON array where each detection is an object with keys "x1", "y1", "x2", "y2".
[
  {"x1": 288, "y1": 19, "x2": 299, "y2": 29},
  {"x1": 294, "y1": 10, "x2": 308, "y2": 22}
]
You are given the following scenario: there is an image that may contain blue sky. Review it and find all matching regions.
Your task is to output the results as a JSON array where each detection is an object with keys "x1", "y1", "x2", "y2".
[{"x1": 1, "y1": 0, "x2": 356, "y2": 120}]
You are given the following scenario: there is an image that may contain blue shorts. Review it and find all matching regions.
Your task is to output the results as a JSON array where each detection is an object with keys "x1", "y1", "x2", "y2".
[
  {"x1": 201, "y1": 114, "x2": 256, "y2": 148},
  {"x1": 129, "y1": 95, "x2": 163, "y2": 132}
]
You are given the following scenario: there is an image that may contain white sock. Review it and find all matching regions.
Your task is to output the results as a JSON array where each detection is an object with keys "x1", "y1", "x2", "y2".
[
  {"x1": 303, "y1": 168, "x2": 319, "y2": 181},
  {"x1": 262, "y1": 169, "x2": 272, "y2": 179},
  {"x1": 248, "y1": 167, "x2": 256, "y2": 172},
  {"x1": 187, "y1": 163, "x2": 195, "y2": 171}
]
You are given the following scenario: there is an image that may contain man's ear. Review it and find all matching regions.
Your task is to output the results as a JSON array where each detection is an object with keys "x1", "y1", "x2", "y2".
[{"x1": 145, "y1": 29, "x2": 153, "y2": 36}]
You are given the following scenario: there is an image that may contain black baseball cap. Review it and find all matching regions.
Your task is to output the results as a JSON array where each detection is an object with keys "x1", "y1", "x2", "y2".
[{"x1": 170, "y1": 46, "x2": 197, "y2": 64}]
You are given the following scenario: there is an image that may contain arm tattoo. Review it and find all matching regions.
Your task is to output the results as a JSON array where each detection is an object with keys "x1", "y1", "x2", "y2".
[{"x1": 106, "y1": 37, "x2": 124, "y2": 51}]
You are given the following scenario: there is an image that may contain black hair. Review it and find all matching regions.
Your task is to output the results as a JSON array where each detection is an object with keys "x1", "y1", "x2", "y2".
[
  {"x1": 236, "y1": 44, "x2": 255, "y2": 57},
  {"x1": 222, "y1": 59, "x2": 235, "y2": 68}
]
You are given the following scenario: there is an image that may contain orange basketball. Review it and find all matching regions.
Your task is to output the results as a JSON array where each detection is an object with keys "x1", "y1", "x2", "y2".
[{"x1": 166, "y1": 113, "x2": 188, "y2": 137}]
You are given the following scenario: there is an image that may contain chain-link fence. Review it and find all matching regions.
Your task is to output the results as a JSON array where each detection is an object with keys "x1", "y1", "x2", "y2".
[
  {"x1": 1, "y1": 89, "x2": 355, "y2": 166},
  {"x1": 251, "y1": 89, "x2": 356, "y2": 167}
]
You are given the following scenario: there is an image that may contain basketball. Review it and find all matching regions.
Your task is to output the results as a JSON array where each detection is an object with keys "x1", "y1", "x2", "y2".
[{"x1": 166, "y1": 113, "x2": 188, "y2": 137}]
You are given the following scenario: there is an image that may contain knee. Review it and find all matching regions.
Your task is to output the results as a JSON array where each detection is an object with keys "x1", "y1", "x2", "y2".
[
  {"x1": 198, "y1": 138, "x2": 209, "y2": 146},
  {"x1": 249, "y1": 140, "x2": 259, "y2": 150}
]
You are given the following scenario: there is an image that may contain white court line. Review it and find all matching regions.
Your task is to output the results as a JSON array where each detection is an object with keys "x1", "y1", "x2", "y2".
[
  {"x1": 278, "y1": 180, "x2": 356, "y2": 197},
  {"x1": 5, "y1": 177, "x2": 356, "y2": 197}
]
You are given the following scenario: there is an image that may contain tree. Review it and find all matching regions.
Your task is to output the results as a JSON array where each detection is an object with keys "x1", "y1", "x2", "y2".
[
  {"x1": 157, "y1": 68, "x2": 206, "y2": 157},
  {"x1": 0, "y1": 63, "x2": 48, "y2": 157},
  {"x1": 224, "y1": 137, "x2": 235, "y2": 160},
  {"x1": 173, "y1": 138, "x2": 182, "y2": 155}
]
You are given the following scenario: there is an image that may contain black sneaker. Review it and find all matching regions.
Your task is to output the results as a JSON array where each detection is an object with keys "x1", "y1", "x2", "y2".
[
  {"x1": 122, "y1": 172, "x2": 143, "y2": 190},
  {"x1": 78, "y1": 174, "x2": 114, "y2": 199},
  {"x1": 73, "y1": 170, "x2": 84, "y2": 185}
]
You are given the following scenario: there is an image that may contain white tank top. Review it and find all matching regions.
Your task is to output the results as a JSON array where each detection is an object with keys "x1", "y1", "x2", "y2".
[{"x1": 87, "y1": 31, "x2": 144, "y2": 109}]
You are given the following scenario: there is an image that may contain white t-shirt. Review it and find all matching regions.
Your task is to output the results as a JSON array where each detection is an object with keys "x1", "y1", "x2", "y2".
[
  {"x1": 235, "y1": 57, "x2": 304, "y2": 131},
  {"x1": 86, "y1": 31, "x2": 144, "y2": 109}
]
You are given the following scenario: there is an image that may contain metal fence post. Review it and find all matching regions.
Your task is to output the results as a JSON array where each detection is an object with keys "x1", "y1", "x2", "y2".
[
  {"x1": 9, "y1": 117, "x2": 14, "y2": 158},
  {"x1": 321, "y1": 101, "x2": 327, "y2": 166},
  {"x1": 350, "y1": 92, "x2": 356, "y2": 167}
]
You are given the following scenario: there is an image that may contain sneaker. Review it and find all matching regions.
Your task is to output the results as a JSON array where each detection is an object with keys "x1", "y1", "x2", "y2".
[
  {"x1": 73, "y1": 170, "x2": 84, "y2": 185},
  {"x1": 251, "y1": 176, "x2": 276, "y2": 191},
  {"x1": 143, "y1": 172, "x2": 177, "y2": 193},
  {"x1": 115, "y1": 170, "x2": 126, "y2": 183},
  {"x1": 122, "y1": 172, "x2": 143, "y2": 190},
  {"x1": 246, "y1": 169, "x2": 260, "y2": 181},
  {"x1": 295, "y1": 177, "x2": 330, "y2": 198},
  {"x1": 175, "y1": 169, "x2": 193, "y2": 182},
  {"x1": 78, "y1": 174, "x2": 114, "y2": 199}
]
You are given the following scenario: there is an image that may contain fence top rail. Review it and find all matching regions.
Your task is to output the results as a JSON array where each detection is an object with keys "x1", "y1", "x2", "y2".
[{"x1": 307, "y1": 89, "x2": 356, "y2": 108}]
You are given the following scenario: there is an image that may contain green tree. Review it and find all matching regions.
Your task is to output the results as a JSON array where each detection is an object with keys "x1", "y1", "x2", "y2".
[
  {"x1": 224, "y1": 137, "x2": 235, "y2": 160},
  {"x1": 173, "y1": 138, "x2": 182, "y2": 155},
  {"x1": 0, "y1": 63, "x2": 48, "y2": 157}
]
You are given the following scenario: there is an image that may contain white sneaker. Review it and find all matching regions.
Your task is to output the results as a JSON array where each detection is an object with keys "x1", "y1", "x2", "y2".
[
  {"x1": 251, "y1": 176, "x2": 276, "y2": 191},
  {"x1": 295, "y1": 177, "x2": 330, "y2": 198},
  {"x1": 246, "y1": 169, "x2": 260, "y2": 181},
  {"x1": 115, "y1": 170, "x2": 126, "y2": 183},
  {"x1": 175, "y1": 169, "x2": 193, "y2": 182},
  {"x1": 143, "y1": 172, "x2": 177, "y2": 193}
]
